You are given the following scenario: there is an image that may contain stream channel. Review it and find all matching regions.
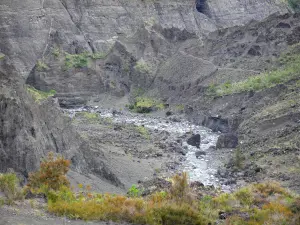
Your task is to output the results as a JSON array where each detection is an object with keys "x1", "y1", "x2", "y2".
[{"x1": 66, "y1": 106, "x2": 232, "y2": 190}]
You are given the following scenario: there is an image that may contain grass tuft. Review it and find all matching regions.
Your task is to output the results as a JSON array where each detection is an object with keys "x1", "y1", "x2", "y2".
[
  {"x1": 214, "y1": 48, "x2": 300, "y2": 96},
  {"x1": 27, "y1": 86, "x2": 56, "y2": 103}
]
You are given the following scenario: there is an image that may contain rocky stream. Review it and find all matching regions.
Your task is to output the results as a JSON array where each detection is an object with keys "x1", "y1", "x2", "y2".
[{"x1": 65, "y1": 106, "x2": 235, "y2": 191}]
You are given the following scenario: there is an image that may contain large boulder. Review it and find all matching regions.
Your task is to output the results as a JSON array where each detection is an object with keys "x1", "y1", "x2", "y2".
[
  {"x1": 216, "y1": 133, "x2": 239, "y2": 149},
  {"x1": 187, "y1": 134, "x2": 201, "y2": 148}
]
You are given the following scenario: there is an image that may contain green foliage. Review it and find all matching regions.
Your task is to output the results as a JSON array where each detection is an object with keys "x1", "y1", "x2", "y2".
[
  {"x1": 52, "y1": 47, "x2": 60, "y2": 58},
  {"x1": 134, "y1": 60, "x2": 151, "y2": 73},
  {"x1": 127, "y1": 185, "x2": 141, "y2": 197},
  {"x1": 136, "y1": 126, "x2": 150, "y2": 139},
  {"x1": 64, "y1": 51, "x2": 109, "y2": 69},
  {"x1": 78, "y1": 112, "x2": 99, "y2": 121},
  {"x1": 175, "y1": 104, "x2": 185, "y2": 112},
  {"x1": 27, "y1": 86, "x2": 56, "y2": 103},
  {"x1": 36, "y1": 60, "x2": 49, "y2": 71},
  {"x1": 288, "y1": 0, "x2": 300, "y2": 12},
  {"x1": 129, "y1": 97, "x2": 165, "y2": 113},
  {"x1": 0, "y1": 53, "x2": 5, "y2": 60},
  {"x1": 23, "y1": 158, "x2": 300, "y2": 225},
  {"x1": 44, "y1": 169, "x2": 300, "y2": 225},
  {"x1": 0, "y1": 173, "x2": 24, "y2": 204},
  {"x1": 214, "y1": 50, "x2": 300, "y2": 96},
  {"x1": 65, "y1": 52, "x2": 89, "y2": 69}
]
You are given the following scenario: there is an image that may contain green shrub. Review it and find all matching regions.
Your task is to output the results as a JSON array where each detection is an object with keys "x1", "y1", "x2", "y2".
[
  {"x1": 134, "y1": 60, "x2": 151, "y2": 73},
  {"x1": 27, "y1": 86, "x2": 56, "y2": 103},
  {"x1": 64, "y1": 51, "x2": 109, "y2": 69},
  {"x1": 36, "y1": 60, "x2": 49, "y2": 71},
  {"x1": 128, "y1": 97, "x2": 165, "y2": 113},
  {"x1": 52, "y1": 47, "x2": 60, "y2": 58},
  {"x1": 288, "y1": 0, "x2": 300, "y2": 12},
  {"x1": 151, "y1": 204, "x2": 207, "y2": 225},
  {"x1": 127, "y1": 185, "x2": 141, "y2": 197},
  {"x1": 0, "y1": 173, "x2": 24, "y2": 204},
  {"x1": 65, "y1": 52, "x2": 89, "y2": 68},
  {"x1": 136, "y1": 126, "x2": 150, "y2": 139}
]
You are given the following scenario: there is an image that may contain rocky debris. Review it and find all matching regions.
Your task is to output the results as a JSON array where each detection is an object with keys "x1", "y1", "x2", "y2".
[
  {"x1": 216, "y1": 134, "x2": 239, "y2": 149},
  {"x1": 195, "y1": 151, "x2": 206, "y2": 158},
  {"x1": 219, "y1": 211, "x2": 250, "y2": 220},
  {"x1": 137, "y1": 178, "x2": 172, "y2": 196},
  {"x1": 187, "y1": 134, "x2": 201, "y2": 148}
]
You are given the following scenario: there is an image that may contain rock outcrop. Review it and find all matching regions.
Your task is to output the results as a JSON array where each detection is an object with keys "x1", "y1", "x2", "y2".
[{"x1": 0, "y1": 56, "x2": 122, "y2": 189}]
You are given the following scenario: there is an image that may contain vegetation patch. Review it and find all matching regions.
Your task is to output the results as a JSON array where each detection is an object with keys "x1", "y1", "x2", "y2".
[
  {"x1": 135, "y1": 125, "x2": 150, "y2": 139},
  {"x1": 64, "y1": 51, "x2": 109, "y2": 69},
  {"x1": 1, "y1": 155, "x2": 299, "y2": 224},
  {"x1": 0, "y1": 173, "x2": 24, "y2": 205},
  {"x1": 128, "y1": 97, "x2": 165, "y2": 113},
  {"x1": 36, "y1": 60, "x2": 49, "y2": 71},
  {"x1": 0, "y1": 53, "x2": 5, "y2": 60},
  {"x1": 27, "y1": 86, "x2": 56, "y2": 103},
  {"x1": 288, "y1": 0, "x2": 300, "y2": 12},
  {"x1": 134, "y1": 59, "x2": 151, "y2": 73},
  {"x1": 213, "y1": 47, "x2": 300, "y2": 96}
]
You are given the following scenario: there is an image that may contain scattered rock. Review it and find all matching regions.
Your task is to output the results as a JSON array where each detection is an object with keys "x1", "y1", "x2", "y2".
[
  {"x1": 187, "y1": 134, "x2": 201, "y2": 148},
  {"x1": 165, "y1": 111, "x2": 173, "y2": 116},
  {"x1": 195, "y1": 151, "x2": 206, "y2": 158},
  {"x1": 216, "y1": 133, "x2": 238, "y2": 149}
]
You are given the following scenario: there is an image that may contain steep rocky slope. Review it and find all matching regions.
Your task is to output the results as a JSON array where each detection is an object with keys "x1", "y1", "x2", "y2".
[
  {"x1": 0, "y1": 56, "x2": 122, "y2": 192},
  {"x1": 0, "y1": 0, "x2": 287, "y2": 77},
  {"x1": 1, "y1": 0, "x2": 299, "y2": 194}
]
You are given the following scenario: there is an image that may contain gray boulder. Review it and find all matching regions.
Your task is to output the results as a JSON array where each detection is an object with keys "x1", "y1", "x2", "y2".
[
  {"x1": 195, "y1": 151, "x2": 206, "y2": 158},
  {"x1": 216, "y1": 133, "x2": 239, "y2": 149},
  {"x1": 187, "y1": 134, "x2": 201, "y2": 148}
]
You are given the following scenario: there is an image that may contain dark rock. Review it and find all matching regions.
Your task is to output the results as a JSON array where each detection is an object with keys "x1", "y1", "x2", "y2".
[
  {"x1": 187, "y1": 134, "x2": 201, "y2": 148},
  {"x1": 165, "y1": 111, "x2": 172, "y2": 116},
  {"x1": 195, "y1": 151, "x2": 206, "y2": 158},
  {"x1": 224, "y1": 179, "x2": 237, "y2": 185},
  {"x1": 202, "y1": 116, "x2": 229, "y2": 133},
  {"x1": 216, "y1": 133, "x2": 238, "y2": 149},
  {"x1": 276, "y1": 22, "x2": 291, "y2": 28},
  {"x1": 207, "y1": 146, "x2": 216, "y2": 151}
]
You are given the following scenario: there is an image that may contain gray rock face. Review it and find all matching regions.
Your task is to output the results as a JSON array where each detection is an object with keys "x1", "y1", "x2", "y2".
[
  {"x1": 0, "y1": 57, "x2": 122, "y2": 188},
  {"x1": 216, "y1": 133, "x2": 238, "y2": 149},
  {"x1": 0, "y1": 0, "x2": 287, "y2": 78}
]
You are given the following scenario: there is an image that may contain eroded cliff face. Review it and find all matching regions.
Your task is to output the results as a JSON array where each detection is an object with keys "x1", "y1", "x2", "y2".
[
  {"x1": 0, "y1": 57, "x2": 122, "y2": 190},
  {"x1": 0, "y1": 0, "x2": 287, "y2": 77},
  {"x1": 0, "y1": 0, "x2": 298, "y2": 192}
]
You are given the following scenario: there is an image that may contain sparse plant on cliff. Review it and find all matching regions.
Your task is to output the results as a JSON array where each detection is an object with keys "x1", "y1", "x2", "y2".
[
  {"x1": 36, "y1": 60, "x2": 49, "y2": 71},
  {"x1": 27, "y1": 86, "x2": 56, "y2": 103},
  {"x1": 288, "y1": 0, "x2": 300, "y2": 12},
  {"x1": 134, "y1": 59, "x2": 151, "y2": 73}
]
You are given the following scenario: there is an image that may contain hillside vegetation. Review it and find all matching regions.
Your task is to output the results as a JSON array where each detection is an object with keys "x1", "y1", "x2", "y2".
[{"x1": 1, "y1": 154, "x2": 299, "y2": 225}]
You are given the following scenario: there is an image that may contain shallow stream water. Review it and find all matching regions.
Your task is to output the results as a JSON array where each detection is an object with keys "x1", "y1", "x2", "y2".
[{"x1": 66, "y1": 107, "x2": 226, "y2": 188}]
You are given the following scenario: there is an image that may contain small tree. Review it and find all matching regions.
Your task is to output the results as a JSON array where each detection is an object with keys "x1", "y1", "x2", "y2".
[{"x1": 27, "y1": 152, "x2": 70, "y2": 192}]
